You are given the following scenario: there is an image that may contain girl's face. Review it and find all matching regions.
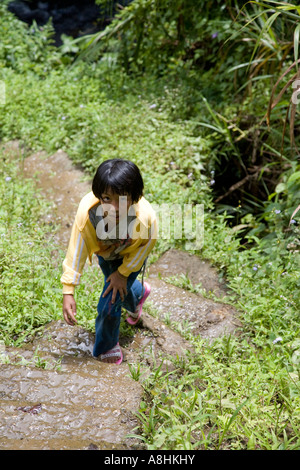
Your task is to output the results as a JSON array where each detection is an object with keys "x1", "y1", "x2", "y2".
[{"x1": 100, "y1": 189, "x2": 132, "y2": 222}]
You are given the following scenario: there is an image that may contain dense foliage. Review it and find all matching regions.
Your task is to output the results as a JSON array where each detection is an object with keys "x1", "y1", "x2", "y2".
[
  {"x1": 0, "y1": 0, "x2": 299, "y2": 450},
  {"x1": 83, "y1": 0, "x2": 300, "y2": 220}
]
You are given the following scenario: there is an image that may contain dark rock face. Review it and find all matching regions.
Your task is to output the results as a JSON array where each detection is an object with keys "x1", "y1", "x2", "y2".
[{"x1": 7, "y1": 0, "x2": 131, "y2": 45}]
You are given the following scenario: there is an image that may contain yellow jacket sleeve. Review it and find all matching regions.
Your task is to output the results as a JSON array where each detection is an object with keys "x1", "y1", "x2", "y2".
[{"x1": 61, "y1": 220, "x2": 89, "y2": 295}]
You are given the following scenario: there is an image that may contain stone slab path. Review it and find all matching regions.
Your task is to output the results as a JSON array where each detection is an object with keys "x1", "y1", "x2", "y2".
[{"x1": 0, "y1": 142, "x2": 241, "y2": 450}]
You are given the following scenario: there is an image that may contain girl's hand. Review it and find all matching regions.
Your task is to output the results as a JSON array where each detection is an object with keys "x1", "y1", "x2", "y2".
[
  {"x1": 63, "y1": 294, "x2": 77, "y2": 325},
  {"x1": 103, "y1": 270, "x2": 128, "y2": 304}
]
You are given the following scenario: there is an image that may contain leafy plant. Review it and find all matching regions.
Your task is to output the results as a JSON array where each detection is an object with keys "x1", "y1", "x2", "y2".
[
  {"x1": 1, "y1": 0, "x2": 300, "y2": 450},
  {"x1": 0, "y1": 150, "x2": 62, "y2": 344}
]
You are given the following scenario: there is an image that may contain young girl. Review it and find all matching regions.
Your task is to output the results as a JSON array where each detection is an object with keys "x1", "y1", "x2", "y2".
[{"x1": 61, "y1": 159, "x2": 157, "y2": 364}]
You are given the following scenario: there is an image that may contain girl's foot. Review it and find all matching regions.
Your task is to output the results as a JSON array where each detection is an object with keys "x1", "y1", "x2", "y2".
[{"x1": 100, "y1": 343, "x2": 123, "y2": 364}]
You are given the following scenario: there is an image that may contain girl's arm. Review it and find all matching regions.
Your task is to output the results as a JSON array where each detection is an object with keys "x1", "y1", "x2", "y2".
[{"x1": 61, "y1": 220, "x2": 89, "y2": 295}]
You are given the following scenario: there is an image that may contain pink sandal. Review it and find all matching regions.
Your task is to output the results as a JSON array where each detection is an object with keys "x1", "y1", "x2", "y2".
[
  {"x1": 126, "y1": 282, "x2": 151, "y2": 326},
  {"x1": 100, "y1": 343, "x2": 123, "y2": 365}
]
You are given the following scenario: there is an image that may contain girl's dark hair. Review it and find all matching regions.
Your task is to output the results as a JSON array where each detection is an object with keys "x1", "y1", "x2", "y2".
[{"x1": 92, "y1": 159, "x2": 144, "y2": 203}]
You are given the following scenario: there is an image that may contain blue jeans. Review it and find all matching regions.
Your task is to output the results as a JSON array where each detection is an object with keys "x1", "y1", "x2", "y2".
[{"x1": 93, "y1": 255, "x2": 145, "y2": 357}]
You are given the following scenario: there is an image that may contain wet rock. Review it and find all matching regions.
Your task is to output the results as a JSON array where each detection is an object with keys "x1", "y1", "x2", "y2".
[
  {"x1": 141, "y1": 312, "x2": 192, "y2": 357},
  {"x1": 146, "y1": 247, "x2": 241, "y2": 341},
  {"x1": 0, "y1": 359, "x2": 143, "y2": 450},
  {"x1": 148, "y1": 248, "x2": 229, "y2": 298},
  {"x1": 31, "y1": 320, "x2": 95, "y2": 358},
  {"x1": 145, "y1": 275, "x2": 241, "y2": 342}
]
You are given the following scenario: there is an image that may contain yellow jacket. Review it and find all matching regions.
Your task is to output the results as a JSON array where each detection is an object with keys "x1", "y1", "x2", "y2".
[{"x1": 61, "y1": 191, "x2": 157, "y2": 295}]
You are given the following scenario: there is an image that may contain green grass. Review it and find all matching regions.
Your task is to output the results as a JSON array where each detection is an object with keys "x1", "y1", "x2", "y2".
[
  {"x1": 1, "y1": 64, "x2": 212, "y2": 209},
  {"x1": 1, "y1": 2, "x2": 300, "y2": 450},
  {"x1": 131, "y1": 333, "x2": 300, "y2": 450},
  {"x1": 0, "y1": 151, "x2": 62, "y2": 344},
  {"x1": 131, "y1": 219, "x2": 300, "y2": 449}
]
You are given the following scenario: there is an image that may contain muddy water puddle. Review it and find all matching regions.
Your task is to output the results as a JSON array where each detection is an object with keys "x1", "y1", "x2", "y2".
[
  {"x1": 0, "y1": 364, "x2": 140, "y2": 450},
  {"x1": 0, "y1": 319, "x2": 170, "y2": 450},
  {"x1": 0, "y1": 321, "x2": 145, "y2": 450},
  {"x1": 1, "y1": 143, "x2": 241, "y2": 450}
]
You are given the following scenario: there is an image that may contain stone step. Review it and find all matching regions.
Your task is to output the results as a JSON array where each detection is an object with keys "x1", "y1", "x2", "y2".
[
  {"x1": 0, "y1": 321, "x2": 143, "y2": 450},
  {"x1": 146, "y1": 249, "x2": 241, "y2": 341},
  {"x1": 0, "y1": 360, "x2": 141, "y2": 450},
  {"x1": 148, "y1": 248, "x2": 229, "y2": 298},
  {"x1": 145, "y1": 278, "x2": 239, "y2": 342}
]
